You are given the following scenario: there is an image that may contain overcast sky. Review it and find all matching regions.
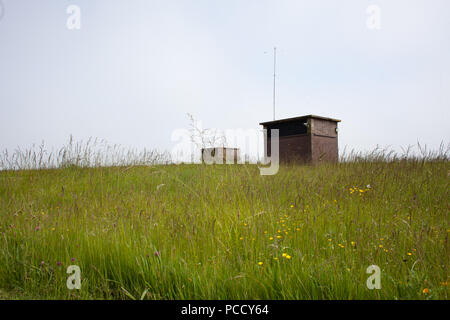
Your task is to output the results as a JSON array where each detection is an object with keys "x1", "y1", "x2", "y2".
[{"x1": 0, "y1": 0, "x2": 449, "y2": 157}]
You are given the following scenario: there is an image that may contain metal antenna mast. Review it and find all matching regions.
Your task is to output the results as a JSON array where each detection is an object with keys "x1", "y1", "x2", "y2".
[{"x1": 272, "y1": 46, "x2": 277, "y2": 120}]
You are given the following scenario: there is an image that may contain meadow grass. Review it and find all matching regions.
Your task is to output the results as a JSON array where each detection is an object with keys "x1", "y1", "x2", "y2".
[{"x1": 0, "y1": 150, "x2": 448, "y2": 299}]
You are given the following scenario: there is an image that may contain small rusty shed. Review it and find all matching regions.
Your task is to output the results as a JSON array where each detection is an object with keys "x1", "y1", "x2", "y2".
[
  {"x1": 201, "y1": 147, "x2": 240, "y2": 164},
  {"x1": 260, "y1": 115, "x2": 341, "y2": 163}
]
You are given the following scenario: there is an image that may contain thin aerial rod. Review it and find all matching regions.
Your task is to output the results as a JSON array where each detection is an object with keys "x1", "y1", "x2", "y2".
[{"x1": 273, "y1": 46, "x2": 277, "y2": 120}]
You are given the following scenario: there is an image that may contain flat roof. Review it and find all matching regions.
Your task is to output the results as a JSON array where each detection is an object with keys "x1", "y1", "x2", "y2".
[{"x1": 260, "y1": 114, "x2": 341, "y2": 126}]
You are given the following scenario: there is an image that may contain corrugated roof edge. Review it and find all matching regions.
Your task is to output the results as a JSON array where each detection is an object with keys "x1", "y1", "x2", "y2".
[{"x1": 259, "y1": 114, "x2": 341, "y2": 126}]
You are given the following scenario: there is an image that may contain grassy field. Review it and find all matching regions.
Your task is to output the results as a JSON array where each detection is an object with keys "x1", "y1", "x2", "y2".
[{"x1": 0, "y1": 158, "x2": 448, "y2": 299}]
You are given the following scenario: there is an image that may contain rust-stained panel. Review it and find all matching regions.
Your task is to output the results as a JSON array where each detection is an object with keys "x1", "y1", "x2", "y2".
[
  {"x1": 311, "y1": 118, "x2": 337, "y2": 138},
  {"x1": 201, "y1": 147, "x2": 240, "y2": 164}
]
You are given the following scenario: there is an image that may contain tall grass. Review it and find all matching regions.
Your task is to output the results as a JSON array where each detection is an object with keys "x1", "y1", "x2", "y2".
[
  {"x1": 340, "y1": 142, "x2": 450, "y2": 163},
  {"x1": 0, "y1": 136, "x2": 171, "y2": 171},
  {"x1": 0, "y1": 140, "x2": 448, "y2": 299}
]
